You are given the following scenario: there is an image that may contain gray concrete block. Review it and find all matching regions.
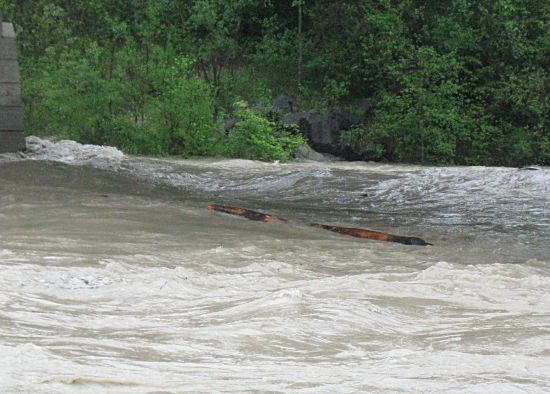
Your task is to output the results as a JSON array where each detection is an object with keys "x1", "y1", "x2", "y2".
[
  {"x1": 0, "y1": 20, "x2": 24, "y2": 153},
  {"x1": 0, "y1": 38, "x2": 17, "y2": 60},
  {"x1": 1, "y1": 22, "x2": 16, "y2": 39},
  {"x1": 0, "y1": 106, "x2": 24, "y2": 130},
  {"x1": 0, "y1": 60, "x2": 20, "y2": 83},
  {"x1": 0, "y1": 131, "x2": 25, "y2": 153},
  {"x1": 0, "y1": 83, "x2": 21, "y2": 106}
]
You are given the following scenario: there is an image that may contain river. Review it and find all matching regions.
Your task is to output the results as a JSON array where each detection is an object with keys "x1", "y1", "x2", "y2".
[{"x1": 1, "y1": 137, "x2": 549, "y2": 393}]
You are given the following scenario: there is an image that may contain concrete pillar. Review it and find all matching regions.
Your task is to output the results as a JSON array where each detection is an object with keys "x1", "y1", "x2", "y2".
[{"x1": 0, "y1": 15, "x2": 26, "y2": 153}]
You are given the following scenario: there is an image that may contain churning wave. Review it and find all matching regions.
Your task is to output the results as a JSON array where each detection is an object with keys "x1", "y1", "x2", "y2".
[{"x1": 1, "y1": 137, "x2": 549, "y2": 392}]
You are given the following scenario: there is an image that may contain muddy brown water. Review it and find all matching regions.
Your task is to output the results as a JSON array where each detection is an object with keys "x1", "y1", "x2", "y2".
[{"x1": 1, "y1": 138, "x2": 549, "y2": 393}]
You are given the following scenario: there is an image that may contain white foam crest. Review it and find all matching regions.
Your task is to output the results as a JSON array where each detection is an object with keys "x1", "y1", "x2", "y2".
[
  {"x1": 382, "y1": 261, "x2": 548, "y2": 313},
  {"x1": 2, "y1": 255, "x2": 549, "y2": 392},
  {"x1": 0, "y1": 343, "x2": 152, "y2": 393},
  {"x1": 161, "y1": 156, "x2": 422, "y2": 173},
  {"x1": 2, "y1": 340, "x2": 549, "y2": 393},
  {"x1": 21, "y1": 136, "x2": 125, "y2": 170},
  {"x1": 202, "y1": 287, "x2": 304, "y2": 321},
  {"x1": 368, "y1": 166, "x2": 550, "y2": 205},
  {"x1": 0, "y1": 152, "x2": 20, "y2": 163},
  {"x1": 127, "y1": 156, "x2": 333, "y2": 196}
]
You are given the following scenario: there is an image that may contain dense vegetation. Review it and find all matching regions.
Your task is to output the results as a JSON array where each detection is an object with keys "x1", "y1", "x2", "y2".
[{"x1": 1, "y1": 0, "x2": 548, "y2": 165}]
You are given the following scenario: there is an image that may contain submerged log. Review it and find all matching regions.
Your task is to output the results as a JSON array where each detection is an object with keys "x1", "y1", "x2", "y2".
[
  {"x1": 208, "y1": 204, "x2": 288, "y2": 223},
  {"x1": 310, "y1": 223, "x2": 433, "y2": 246},
  {"x1": 208, "y1": 204, "x2": 431, "y2": 245}
]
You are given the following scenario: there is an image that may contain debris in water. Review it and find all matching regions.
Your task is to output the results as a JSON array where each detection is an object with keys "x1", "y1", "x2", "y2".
[
  {"x1": 208, "y1": 204, "x2": 431, "y2": 246},
  {"x1": 310, "y1": 223, "x2": 433, "y2": 246},
  {"x1": 41, "y1": 375, "x2": 140, "y2": 385},
  {"x1": 208, "y1": 204, "x2": 287, "y2": 223},
  {"x1": 519, "y1": 166, "x2": 540, "y2": 171}
]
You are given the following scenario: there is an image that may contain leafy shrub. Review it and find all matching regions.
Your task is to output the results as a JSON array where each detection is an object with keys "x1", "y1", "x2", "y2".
[
  {"x1": 8, "y1": 0, "x2": 549, "y2": 165},
  {"x1": 143, "y1": 57, "x2": 221, "y2": 156},
  {"x1": 22, "y1": 46, "x2": 222, "y2": 157},
  {"x1": 224, "y1": 102, "x2": 305, "y2": 161}
]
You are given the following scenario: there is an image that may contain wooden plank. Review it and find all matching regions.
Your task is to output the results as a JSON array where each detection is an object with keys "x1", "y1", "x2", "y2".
[
  {"x1": 310, "y1": 223, "x2": 433, "y2": 246},
  {"x1": 208, "y1": 204, "x2": 288, "y2": 223}
]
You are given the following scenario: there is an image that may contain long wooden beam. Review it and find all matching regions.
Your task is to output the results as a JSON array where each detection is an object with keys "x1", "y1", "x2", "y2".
[
  {"x1": 310, "y1": 223, "x2": 432, "y2": 246},
  {"x1": 208, "y1": 204, "x2": 288, "y2": 223},
  {"x1": 208, "y1": 204, "x2": 432, "y2": 246}
]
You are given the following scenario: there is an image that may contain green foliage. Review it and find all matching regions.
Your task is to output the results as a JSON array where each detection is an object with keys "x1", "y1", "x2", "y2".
[
  {"x1": 21, "y1": 38, "x2": 220, "y2": 157},
  {"x1": 224, "y1": 102, "x2": 305, "y2": 161},
  {"x1": 335, "y1": 0, "x2": 549, "y2": 165},
  {"x1": 355, "y1": 47, "x2": 478, "y2": 164},
  {"x1": 142, "y1": 57, "x2": 220, "y2": 156},
  {"x1": 1, "y1": 0, "x2": 548, "y2": 165}
]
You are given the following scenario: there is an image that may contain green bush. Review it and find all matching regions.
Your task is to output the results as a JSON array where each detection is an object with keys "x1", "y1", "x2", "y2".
[
  {"x1": 6, "y1": 0, "x2": 548, "y2": 165},
  {"x1": 143, "y1": 57, "x2": 221, "y2": 157},
  {"x1": 224, "y1": 102, "x2": 305, "y2": 161},
  {"x1": 22, "y1": 49, "x2": 117, "y2": 143},
  {"x1": 22, "y1": 46, "x2": 222, "y2": 157}
]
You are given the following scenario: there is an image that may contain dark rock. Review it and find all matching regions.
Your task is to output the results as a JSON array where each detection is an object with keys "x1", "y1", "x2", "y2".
[
  {"x1": 330, "y1": 99, "x2": 372, "y2": 128},
  {"x1": 350, "y1": 98, "x2": 372, "y2": 121},
  {"x1": 272, "y1": 94, "x2": 297, "y2": 114},
  {"x1": 281, "y1": 98, "x2": 372, "y2": 155},
  {"x1": 283, "y1": 111, "x2": 341, "y2": 154},
  {"x1": 519, "y1": 166, "x2": 540, "y2": 171},
  {"x1": 224, "y1": 118, "x2": 238, "y2": 132},
  {"x1": 294, "y1": 144, "x2": 336, "y2": 162}
]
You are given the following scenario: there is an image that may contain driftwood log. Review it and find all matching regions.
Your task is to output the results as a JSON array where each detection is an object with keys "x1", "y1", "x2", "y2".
[
  {"x1": 310, "y1": 223, "x2": 432, "y2": 246},
  {"x1": 208, "y1": 204, "x2": 288, "y2": 223},
  {"x1": 208, "y1": 204, "x2": 432, "y2": 246}
]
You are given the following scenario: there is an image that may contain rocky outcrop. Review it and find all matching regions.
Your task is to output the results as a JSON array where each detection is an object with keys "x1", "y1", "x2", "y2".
[
  {"x1": 224, "y1": 95, "x2": 372, "y2": 158},
  {"x1": 272, "y1": 94, "x2": 297, "y2": 114},
  {"x1": 294, "y1": 144, "x2": 336, "y2": 162},
  {"x1": 283, "y1": 111, "x2": 337, "y2": 151},
  {"x1": 280, "y1": 98, "x2": 372, "y2": 155}
]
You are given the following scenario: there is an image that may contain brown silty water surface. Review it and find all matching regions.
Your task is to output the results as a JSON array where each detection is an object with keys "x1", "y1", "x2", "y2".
[{"x1": 0, "y1": 138, "x2": 549, "y2": 393}]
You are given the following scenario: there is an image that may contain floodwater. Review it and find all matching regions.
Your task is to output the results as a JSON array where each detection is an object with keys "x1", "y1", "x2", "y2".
[{"x1": 0, "y1": 137, "x2": 549, "y2": 393}]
